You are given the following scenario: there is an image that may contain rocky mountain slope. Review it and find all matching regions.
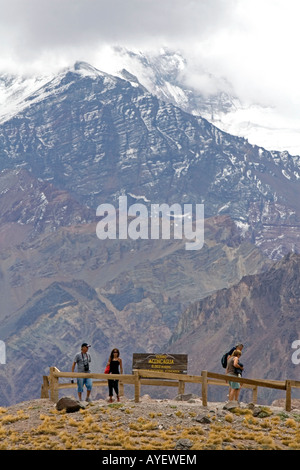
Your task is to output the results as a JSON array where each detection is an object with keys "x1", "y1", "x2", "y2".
[
  {"x1": 167, "y1": 252, "x2": 300, "y2": 403},
  {"x1": 1, "y1": 62, "x2": 300, "y2": 258},
  {"x1": 0, "y1": 60, "x2": 299, "y2": 407},
  {"x1": 0, "y1": 168, "x2": 269, "y2": 406}
]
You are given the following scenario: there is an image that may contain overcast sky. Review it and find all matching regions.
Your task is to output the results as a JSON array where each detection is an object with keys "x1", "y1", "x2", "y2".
[{"x1": 0, "y1": 0, "x2": 299, "y2": 129}]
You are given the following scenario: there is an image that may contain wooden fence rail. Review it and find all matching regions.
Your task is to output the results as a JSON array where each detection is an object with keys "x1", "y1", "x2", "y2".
[{"x1": 42, "y1": 367, "x2": 300, "y2": 412}]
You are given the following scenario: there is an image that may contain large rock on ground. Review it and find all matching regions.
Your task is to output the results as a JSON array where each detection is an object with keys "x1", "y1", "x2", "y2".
[{"x1": 56, "y1": 396, "x2": 83, "y2": 413}]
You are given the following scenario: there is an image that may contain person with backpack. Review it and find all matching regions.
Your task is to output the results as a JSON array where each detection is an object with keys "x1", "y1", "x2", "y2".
[
  {"x1": 221, "y1": 343, "x2": 243, "y2": 369},
  {"x1": 226, "y1": 349, "x2": 244, "y2": 401}
]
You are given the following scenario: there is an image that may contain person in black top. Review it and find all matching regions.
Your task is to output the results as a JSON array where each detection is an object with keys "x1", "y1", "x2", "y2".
[{"x1": 106, "y1": 348, "x2": 123, "y2": 402}]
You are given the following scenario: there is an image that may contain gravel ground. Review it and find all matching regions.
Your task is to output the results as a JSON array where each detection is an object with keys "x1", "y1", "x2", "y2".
[{"x1": 0, "y1": 395, "x2": 299, "y2": 450}]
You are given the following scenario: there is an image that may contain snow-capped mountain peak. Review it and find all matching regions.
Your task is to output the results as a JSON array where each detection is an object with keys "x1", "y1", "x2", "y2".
[
  {"x1": 0, "y1": 62, "x2": 118, "y2": 124},
  {"x1": 1, "y1": 48, "x2": 299, "y2": 155},
  {"x1": 0, "y1": 72, "x2": 55, "y2": 124},
  {"x1": 73, "y1": 61, "x2": 107, "y2": 78}
]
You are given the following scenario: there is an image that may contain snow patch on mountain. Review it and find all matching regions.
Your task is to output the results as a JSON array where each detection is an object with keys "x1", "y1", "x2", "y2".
[
  {"x1": 100, "y1": 47, "x2": 300, "y2": 156},
  {"x1": 0, "y1": 73, "x2": 54, "y2": 123}
]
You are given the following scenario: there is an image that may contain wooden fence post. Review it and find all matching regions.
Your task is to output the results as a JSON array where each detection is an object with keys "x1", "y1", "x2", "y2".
[
  {"x1": 49, "y1": 367, "x2": 59, "y2": 403},
  {"x1": 285, "y1": 380, "x2": 292, "y2": 412},
  {"x1": 134, "y1": 370, "x2": 140, "y2": 403},
  {"x1": 252, "y1": 385, "x2": 258, "y2": 404},
  {"x1": 178, "y1": 380, "x2": 185, "y2": 395},
  {"x1": 201, "y1": 370, "x2": 208, "y2": 406},
  {"x1": 41, "y1": 376, "x2": 49, "y2": 399}
]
